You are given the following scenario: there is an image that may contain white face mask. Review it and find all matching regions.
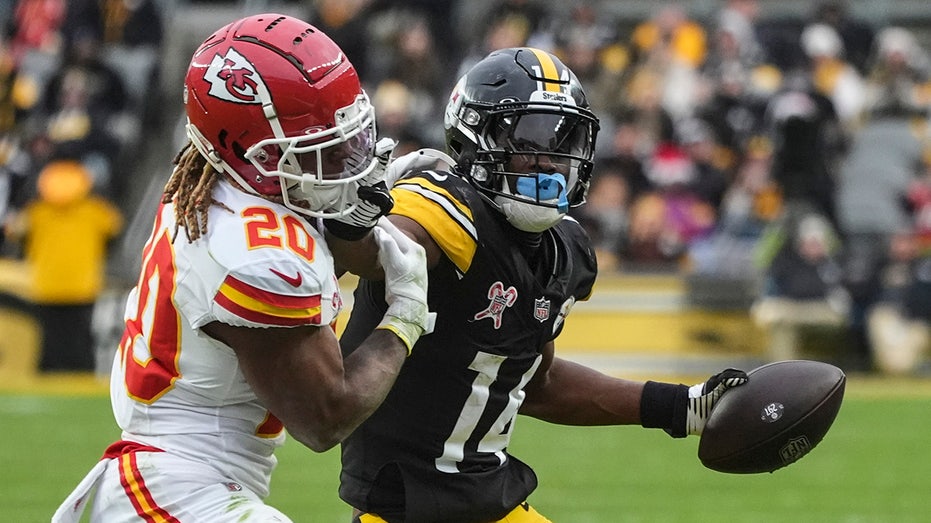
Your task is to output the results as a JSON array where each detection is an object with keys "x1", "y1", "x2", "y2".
[
  {"x1": 288, "y1": 181, "x2": 353, "y2": 213},
  {"x1": 494, "y1": 196, "x2": 567, "y2": 232}
]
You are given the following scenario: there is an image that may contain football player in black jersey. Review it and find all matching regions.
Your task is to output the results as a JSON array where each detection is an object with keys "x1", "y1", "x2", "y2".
[{"x1": 327, "y1": 47, "x2": 748, "y2": 523}]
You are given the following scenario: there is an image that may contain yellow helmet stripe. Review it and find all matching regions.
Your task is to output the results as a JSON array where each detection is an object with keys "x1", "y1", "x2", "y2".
[{"x1": 528, "y1": 47, "x2": 561, "y2": 92}]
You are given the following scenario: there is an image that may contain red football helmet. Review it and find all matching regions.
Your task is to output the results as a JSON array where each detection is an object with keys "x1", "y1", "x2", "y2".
[{"x1": 183, "y1": 13, "x2": 377, "y2": 217}]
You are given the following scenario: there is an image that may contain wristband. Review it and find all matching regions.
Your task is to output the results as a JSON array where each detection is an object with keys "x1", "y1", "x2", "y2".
[
  {"x1": 375, "y1": 322, "x2": 415, "y2": 356},
  {"x1": 376, "y1": 311, "x2": 435, "y2": 356},
  {"x1": 640, "y1": 381, "x2": 689, "y2": 438}
]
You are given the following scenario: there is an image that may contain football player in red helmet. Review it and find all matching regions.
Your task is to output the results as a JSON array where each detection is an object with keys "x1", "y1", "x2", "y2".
[
  {"x1": 53, "y1": 14, "x2": 431, "y2": 523},
  {"x1": 335, "y1": 47, "x2": 747, "y2": 522},
  {"x1": 179, "y1": 10, "x2": 396, "y2": 238}
]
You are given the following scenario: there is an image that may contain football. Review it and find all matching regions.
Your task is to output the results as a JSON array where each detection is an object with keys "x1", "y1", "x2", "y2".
[{"x1": 698, "y1": 359, "x2": 846, "y2": 474}]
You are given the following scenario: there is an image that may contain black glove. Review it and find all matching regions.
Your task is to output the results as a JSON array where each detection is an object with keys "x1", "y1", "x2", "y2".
[
  {"x1": 641, "y1": 368, "x2": 748, "y2": 438},
  {"x1": 684, "y1": 369, "x2": 748, "y2": 436},
  {"x1": 325, "y1": 138, "x2": 396, "y2": 241}
]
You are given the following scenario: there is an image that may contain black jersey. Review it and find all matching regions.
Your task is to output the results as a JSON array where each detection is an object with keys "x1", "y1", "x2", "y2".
[{"x1": 339, "y1": 171, "x2": 597, "y2": 523}]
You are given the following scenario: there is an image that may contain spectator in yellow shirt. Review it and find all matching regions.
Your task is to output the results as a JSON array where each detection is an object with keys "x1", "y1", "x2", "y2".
[{"x1": 7, "y1": 159, "x2": 123, "y2": 372}]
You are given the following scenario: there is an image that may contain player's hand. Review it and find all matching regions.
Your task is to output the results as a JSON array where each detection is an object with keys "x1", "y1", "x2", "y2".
[
  {"x1": 325, "y1": 138, "x2": 396, "y2": 241},
  {"x1": 384, "y1": 147, "x2": 456, "y2": 186},
  {"x1": 373, "y1": 218, "x2": 435, "y2": 354},
  {"x1": 684, "y1": 369, "x2": 748, "y2": 436}
]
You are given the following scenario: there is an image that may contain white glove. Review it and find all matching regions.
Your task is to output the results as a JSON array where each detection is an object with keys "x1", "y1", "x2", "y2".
[
  {"x1": 384, "y1": 148, "x2": 456, "y2": 186},
  {"x1": 685, "y1": 369, "x2": 749, "y2": 436},
  {"x1": 325, "y1": 137, "x2": 397, "y2": 241},
  {"x1": 373, "y1": 218, "x2": 435, "y2": 353}
]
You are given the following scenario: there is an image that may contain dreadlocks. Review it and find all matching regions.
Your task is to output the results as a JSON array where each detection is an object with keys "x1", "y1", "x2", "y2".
[{"x1": 163, "y1": 142, "x2": 230, "y2": 243}]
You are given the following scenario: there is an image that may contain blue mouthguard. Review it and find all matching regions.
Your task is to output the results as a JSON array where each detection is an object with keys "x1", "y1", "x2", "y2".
[{"x1": 516, "y1": 173, "x2": 569, "y2": 212}]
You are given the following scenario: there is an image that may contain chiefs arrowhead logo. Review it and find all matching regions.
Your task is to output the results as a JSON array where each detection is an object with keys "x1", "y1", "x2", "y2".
[{"x1": 204, "y1": 47, "x2": 266, "y2": 104}]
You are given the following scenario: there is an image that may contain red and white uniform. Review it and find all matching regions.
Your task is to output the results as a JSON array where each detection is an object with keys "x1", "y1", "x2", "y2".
[{"x1": 54, "y1": 179, "x2": 342, "y2": 522}]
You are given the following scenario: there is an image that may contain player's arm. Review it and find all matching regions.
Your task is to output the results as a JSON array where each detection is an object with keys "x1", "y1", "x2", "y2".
[
  {"x1": 206, "y1": 221, "x2": 432, "y2": 452},
  {"x1": 327, "y1": 148, "x2": 452, "y2": 278},
  {"x1": 328, "y1": 214, "x2": 443, "y2": 278},
  {"x1": 519, "y1": 341, "x2": 644, "y2": 425},
  {"x1": 326, "y1": 228, "x2": 380, "y2": 277},
  {"x1": 202, "y1": 321, "x2": 406, "y2": 452},
  {"x1": 520, "y1": 341, "x2": 747, "y2": 437}
]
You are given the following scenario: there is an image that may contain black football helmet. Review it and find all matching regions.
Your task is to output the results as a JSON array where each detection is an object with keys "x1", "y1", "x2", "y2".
[{"x1": 444, "y1": 47, "x2": 600, "y2": 232}]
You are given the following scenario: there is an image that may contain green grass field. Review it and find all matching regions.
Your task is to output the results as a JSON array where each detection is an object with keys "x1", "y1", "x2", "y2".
[{"x1": 2, "y1": 378, "x2": 929, "y2": 522}]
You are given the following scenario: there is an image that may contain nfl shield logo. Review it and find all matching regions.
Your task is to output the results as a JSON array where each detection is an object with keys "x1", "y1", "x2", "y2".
[
  {"x1": 534, "y1": 297, "x2": 550, "y2": 322},
  {"x1": 779, "y1": 436, "x2": 812, "y2": 465}
]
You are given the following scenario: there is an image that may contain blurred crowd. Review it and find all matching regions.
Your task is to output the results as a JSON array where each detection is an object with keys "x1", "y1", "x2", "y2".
[
  {"x1": 1, "y1": 0, "x2": 930, "y2": 374},
  {"x1": 0, "y1": 0, "x2": 161, "y2": 250},
  {"x1": 304, "y1": 0, "x2": 931, "y2": 373},
  {"x1": 0, "y1": 0, "x2": 161, "y2": 372}
]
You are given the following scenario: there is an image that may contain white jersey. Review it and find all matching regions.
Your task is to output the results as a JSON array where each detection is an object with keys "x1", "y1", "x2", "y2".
[{"x1": 110, "y1": 179, "x2": 342, "y2": 497}]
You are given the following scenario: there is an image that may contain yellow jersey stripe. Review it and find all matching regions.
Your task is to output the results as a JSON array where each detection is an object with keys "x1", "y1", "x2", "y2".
[
  {"x1": 395, "y1": 178, "x2": 474, "y2": 224},
  {"x1": 217, "y1": 281, "x2": 322, "y2": 321},
  {"x1": 392, "y1": 181, "x2": 477, "y2": 273}
]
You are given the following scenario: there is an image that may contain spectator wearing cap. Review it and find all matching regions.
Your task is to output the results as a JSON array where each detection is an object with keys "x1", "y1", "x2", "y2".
[
  {"x1": 764, "y1": 70, "x2": 846, "y2": 229},
  {"x1": 863, "y1": 26, "x2": 931, "y2": 116},
  {"x1": 800, "y1": 22, "x2": 865, "y2": 127},
  {"x1": 811, "y1": 1, "x2": 875, "y2": 75}
]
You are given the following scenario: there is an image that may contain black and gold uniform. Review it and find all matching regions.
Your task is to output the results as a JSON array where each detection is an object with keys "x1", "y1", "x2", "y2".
[{"x1": 339, "y1": 170, "x2": 597, "y2": 523}]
